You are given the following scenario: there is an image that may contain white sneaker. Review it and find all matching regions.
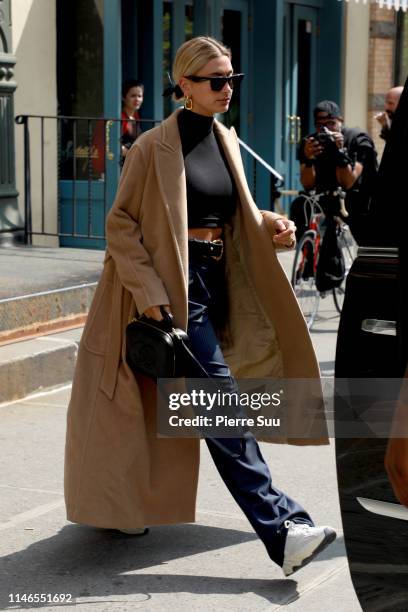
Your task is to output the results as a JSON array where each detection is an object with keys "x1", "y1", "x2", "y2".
[
  {"x1": 117, "y1": 527, "x2": 148, "y2": 535},
  {"x1": 282, "y1": 522, "x2": 336, "y2": 577}
]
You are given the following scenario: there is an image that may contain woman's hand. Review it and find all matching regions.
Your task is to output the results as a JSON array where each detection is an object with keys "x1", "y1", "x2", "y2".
[
  {"x1": 261, "y1": 212, "x2": 296, "y2": 249},
  {"x1": 143, "y1": 305, "x2": 172, "y2": 321},
  {"x1": 272, "y1": 218, "x2": 296, "y2": 249}
]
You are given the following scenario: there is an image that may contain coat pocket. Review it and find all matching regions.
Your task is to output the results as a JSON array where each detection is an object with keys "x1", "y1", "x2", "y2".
[{"x1": 82, "y1": 280, "x2": 114, "y2": 355}]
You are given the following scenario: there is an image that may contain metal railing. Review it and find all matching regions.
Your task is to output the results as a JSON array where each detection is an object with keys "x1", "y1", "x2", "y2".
[
  {"x1": 15, "y1": 115, "x2": 286, "y2": 246},
  {"x1": 15, "y1": 115, "x2": 160, "y2": 245},
  {"x1": 237, "y1": 137, "x2": 285, "y2": 213}
]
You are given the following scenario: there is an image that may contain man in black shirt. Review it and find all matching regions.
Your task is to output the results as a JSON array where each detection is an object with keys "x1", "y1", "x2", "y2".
[{"x1": 292, "y1": 100, "x2": 378, "y2": 244}]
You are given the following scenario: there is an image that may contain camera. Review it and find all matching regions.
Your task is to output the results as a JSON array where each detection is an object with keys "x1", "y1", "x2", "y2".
[{"x1": 316, "y1": 127, "x2": 335, "y2": 146}]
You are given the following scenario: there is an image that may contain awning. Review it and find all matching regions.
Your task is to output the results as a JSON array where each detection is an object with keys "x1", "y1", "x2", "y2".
[{"x1": 343, "y1": 0, "x2": 408, "y2": 10}]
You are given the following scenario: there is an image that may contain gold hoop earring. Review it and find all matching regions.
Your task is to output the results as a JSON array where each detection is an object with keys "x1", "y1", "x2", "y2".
[{"x1": 184, "y1": 96, "x2": 193, "y2": 111}]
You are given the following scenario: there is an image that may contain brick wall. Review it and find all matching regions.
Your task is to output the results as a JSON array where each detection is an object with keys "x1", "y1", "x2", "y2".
[{"x1": 367, "y1": 5, "x2": 397, "y2": 156}]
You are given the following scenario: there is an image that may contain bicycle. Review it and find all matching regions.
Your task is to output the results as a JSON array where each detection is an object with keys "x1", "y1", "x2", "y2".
[{"x1": 290, "y1": 191, "x2": 357, "y2": 329}]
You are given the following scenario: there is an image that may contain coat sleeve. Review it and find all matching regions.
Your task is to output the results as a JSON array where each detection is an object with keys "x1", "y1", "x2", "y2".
[{"x1": 106, "y1": 144, "x2": 170, "y2": 315}]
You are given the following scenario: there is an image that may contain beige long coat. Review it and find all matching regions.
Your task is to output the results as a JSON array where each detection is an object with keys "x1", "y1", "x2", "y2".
[{"x1": 64, "y1": 108, "x2": 328, "y2": 530}]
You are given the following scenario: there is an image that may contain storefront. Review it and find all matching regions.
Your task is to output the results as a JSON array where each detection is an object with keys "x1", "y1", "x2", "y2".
[{"x1": 53, "y1": 0, "x2": 343, "y2": 246}]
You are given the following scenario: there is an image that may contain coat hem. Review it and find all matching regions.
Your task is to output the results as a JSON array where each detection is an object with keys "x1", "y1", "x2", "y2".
[{"x1": 66, "y1": 509, "x2": 197, "y2": 530}]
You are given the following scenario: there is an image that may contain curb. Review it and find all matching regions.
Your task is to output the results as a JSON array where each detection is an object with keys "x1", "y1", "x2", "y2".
[
  {"x1": 0, "y1": 283, "x2": 96, "y2": 343},
  {"x1": 0, "y1": 329, "x2": 82, "y2": 404}
]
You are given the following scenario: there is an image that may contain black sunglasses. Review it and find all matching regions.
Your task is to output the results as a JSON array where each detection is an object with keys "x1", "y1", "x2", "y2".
[{"x1": 185, "y1": 73, "x2": 245, "y2": 91}]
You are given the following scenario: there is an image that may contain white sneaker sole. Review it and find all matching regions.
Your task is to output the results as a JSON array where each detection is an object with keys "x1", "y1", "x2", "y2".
[
  {"x1": 117, "y1": 528, "x2": 149, "y2": 536},
  {"x1": 283, "y1": 528, "x2": 337, "y2": 577}
]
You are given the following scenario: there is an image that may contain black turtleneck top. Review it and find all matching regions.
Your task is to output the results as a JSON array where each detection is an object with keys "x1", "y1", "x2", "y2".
[{"x1": 177, "y1": 109, "x2": 237, "y2": 228}]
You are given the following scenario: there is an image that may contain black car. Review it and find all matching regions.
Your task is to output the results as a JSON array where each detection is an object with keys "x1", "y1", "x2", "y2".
[{"x1": 335, "y1": 79, "x2": 408, "y2": 611}]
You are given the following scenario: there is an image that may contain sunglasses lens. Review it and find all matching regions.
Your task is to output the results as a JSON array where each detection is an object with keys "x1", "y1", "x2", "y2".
[
  {"x1": 210, "y1": 75, "x2": 244, "y2": 91},
  {"x1": 211, "y1": 78, "x2": 227, "y2": 92}
]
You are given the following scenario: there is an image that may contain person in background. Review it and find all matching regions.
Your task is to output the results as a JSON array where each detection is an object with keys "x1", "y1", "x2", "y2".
[
  {"x1": 376, "y1": 86, "x2": 403, "y2": 142},
  {"x1": 292, "y1": 100, "x2": 377, "y2": 244},
  {"x1": 121, "y1": 79, "x2": 144, "y2": 164}
]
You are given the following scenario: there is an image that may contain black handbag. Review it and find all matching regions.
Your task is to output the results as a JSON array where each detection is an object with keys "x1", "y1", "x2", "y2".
[{"x1": 126, "y1": 308, "x2": 208, "y2": 380}]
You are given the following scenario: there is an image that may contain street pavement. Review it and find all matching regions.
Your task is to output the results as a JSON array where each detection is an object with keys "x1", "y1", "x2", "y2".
[{"x1": 0, "y1": 251, "x2": 362, "y2": 611}]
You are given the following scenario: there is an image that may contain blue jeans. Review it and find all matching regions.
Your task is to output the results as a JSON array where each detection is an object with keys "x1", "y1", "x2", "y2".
[{"x1": 187, "y1": 255, "x2": 314, "y2": 567}]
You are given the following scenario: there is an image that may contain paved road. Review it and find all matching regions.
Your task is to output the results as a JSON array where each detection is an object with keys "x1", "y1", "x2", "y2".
[{"x1": 0, "y1": 251, "x2": 361, "y2": 611}]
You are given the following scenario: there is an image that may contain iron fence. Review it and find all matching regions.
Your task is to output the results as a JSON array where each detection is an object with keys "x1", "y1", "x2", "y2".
[{"x1": 15, "y1": 115, "x2": 160, "y2": 246}]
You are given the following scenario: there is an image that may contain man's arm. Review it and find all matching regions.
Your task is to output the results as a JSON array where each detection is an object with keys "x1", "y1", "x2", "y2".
[
  {"x1": 300, "y1": 137, "x2": 324, "y2": 190},
  {"x1": 335, "y1": 161, "x2": 363, "y2": 190},
  {"x1": 332, "y1": 130, "x2": 371, "y2": 190},
  {"x1": 300, "y1": 164, "x2": 316, "y2": 190}
]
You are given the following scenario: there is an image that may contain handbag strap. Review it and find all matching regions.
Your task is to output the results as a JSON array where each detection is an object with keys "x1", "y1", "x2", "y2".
[
  {"x1": 160, "y1": 306, "x2": 174, "y2": 331},
  {"x1": 172, "y1": 332, "x2": 211, "y2": 379},
  {"x1": 158, "y1": 308, "x2": 211, "y2": 378}
]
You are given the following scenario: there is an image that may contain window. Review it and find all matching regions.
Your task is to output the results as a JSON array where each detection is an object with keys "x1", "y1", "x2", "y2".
[
  {"x1": 57, "y1": 0, "x2": 104, "y2": 180},
  {"x1": 57, "y1": 0, "x2": 104, "y2": 118},
  {"x1": 395, "y1": 11, "x2": 408, "y2": 84},
  {"x1": 162, "y1": 1, "x2": 194, "y2": 118}
]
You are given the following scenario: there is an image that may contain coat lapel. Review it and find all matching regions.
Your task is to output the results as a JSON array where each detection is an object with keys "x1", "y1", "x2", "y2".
[{"x1": 153, "y1": 109, "x2": 189, "y2": 300}]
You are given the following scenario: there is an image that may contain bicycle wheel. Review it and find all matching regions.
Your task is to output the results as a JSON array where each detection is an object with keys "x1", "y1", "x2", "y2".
[
  {"x1": 291, "y1": 232, "x2": 320, "y2": 329},
  {"x1": 332, "y1": 225, "x2": 357, "y2": 314}
]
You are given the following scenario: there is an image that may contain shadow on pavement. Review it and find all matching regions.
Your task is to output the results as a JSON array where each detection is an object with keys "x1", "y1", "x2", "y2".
[
  {"x1": 1, "y1": 523, "x2": 301, "y2": 608},
  {"x1": 1, "y1": 524, "x2": 347, "y2": 608}
]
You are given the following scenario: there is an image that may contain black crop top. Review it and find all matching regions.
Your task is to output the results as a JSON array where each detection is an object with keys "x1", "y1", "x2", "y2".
[{"x1": 177, "y1": 109, "x2": 237, "y2": 228}]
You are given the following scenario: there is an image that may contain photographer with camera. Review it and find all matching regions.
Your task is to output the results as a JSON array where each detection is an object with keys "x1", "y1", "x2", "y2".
[{"x1": 291, "y1": 100, "x2": 377, "y2": 245}]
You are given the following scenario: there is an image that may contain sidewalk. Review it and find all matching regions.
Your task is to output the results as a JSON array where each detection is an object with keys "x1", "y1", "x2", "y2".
[
  {"x1": 0, "y1": 247, "x2": 361, "y2": 610},
  {"x1": 0, "y1": 246, "x2": 103, "y2": 299}
]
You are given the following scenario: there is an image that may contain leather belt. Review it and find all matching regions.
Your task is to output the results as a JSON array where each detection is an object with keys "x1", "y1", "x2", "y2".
[{"x1": 188, "y1": 238, "x2": 224, "y2": 261}]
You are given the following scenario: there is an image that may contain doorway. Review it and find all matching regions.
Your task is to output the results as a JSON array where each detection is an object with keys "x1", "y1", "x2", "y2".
[{"x1": 57, "y1": 0, "x2": 121, "y2": 249}]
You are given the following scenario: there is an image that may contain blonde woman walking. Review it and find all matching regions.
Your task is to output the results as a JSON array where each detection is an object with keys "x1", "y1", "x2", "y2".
[{"x1": 65, "y1": 36, "x2": 336, "y2": 577}]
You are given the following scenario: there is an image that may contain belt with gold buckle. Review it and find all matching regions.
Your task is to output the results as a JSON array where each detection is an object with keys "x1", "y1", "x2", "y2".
[{"x1": 188, "y1": 238, "x2": 224, "y2": 261}]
